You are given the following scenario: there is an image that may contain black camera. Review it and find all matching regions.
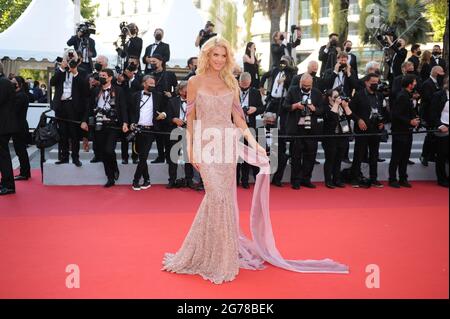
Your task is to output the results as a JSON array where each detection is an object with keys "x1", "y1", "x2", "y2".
[
  {"x1": 375, "y1": 26, "x2": 396, "y2": 47},
  {"x1": 126, "y1": 125, "x2": 142, "y2": 142},
  {"x1": 377, "y1": 82, "x2": 390, "y2": 94},
  {"x1": 93, "y1": 107, "x2": 118, "y2": 131},
  {"x1": 120, "y1": 22, "x2": 129, "y2": 37},
  {"x1": 77, "y1": 22, "x2": 96, "y2": 37},
  {"x1": 299, "y1": 95, "x2": 312, "y2": 129},
  {"x1": 339, "y1": 63, "x2": 347, "y2": 72},
  {"x1": 126, "y1": 62, "x2": 138, "y2": 72}
]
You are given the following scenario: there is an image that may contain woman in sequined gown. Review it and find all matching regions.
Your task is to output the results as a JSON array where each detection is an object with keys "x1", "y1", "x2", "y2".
[{"x1": 162, "y1": 37, "x2": 349, "y2": 284}]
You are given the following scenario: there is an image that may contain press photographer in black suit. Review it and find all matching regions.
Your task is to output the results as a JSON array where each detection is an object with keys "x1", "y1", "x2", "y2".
[
  {"x1": 143, "y1": 28, "x2": 171, "y2": 73},
  {"x1": 290, "y1": 60, "x2": 322, "y2": 90},
  {"x1": 81, "y1": 69, "x2": 129, "y2": 188},
  {"x1": 128, "y1": 75, "x2": 168, "y2": 191},
  {"x1": 184, "y1": 57, "x2": 198, "y2": 81},
  {"x1": 67, "y1": 23, "x2": 97, "y2": 73},
  {"x1": 270, "y1": 28, "x2": 301, "y2": 69},
  {"x1": 195, "y1": 21, "x2": 217, "y2": 49},
  {"x1": 388, "y1": 74, "x2": 420, "y2": 188},
  {"x1": 122, "y1": 23, "x2": 143, "y2": 70},
  {"x1": 387, "y1": 37, "x2": 407, "y2": 82},
  {"x1": 148, "y1": 53, "x2": 178, "y2": 164},
  {"x1": 349, "y1": 73, "x2": 386, "y2": 188},
  {"x1": 166, "y1": 81, "x2": 194, "y2": 189},
  {"x1": 51, "y1": 50, "x2": 89, "y2": 167},
  {"x1": 430, "y1": 45, "x2": 447, "y2": 70},
  {"x1": 236, "y1": 72, "x2": 265, "y2": 189},
  {"x1": 322, "y1": 89, "x2": 353, "y2": 189},
  {"x1": 10, "y1": 76, "x2": 31, "y2": 181},
  {"x1": 343, "y1": 40, "x2": 358, "y2": 73},
  {"x1": 283, "y1": 73, "x2": 324, "y2": 190},
  {"x1": 430, "y1": 76, "x2": 449, "y2": 188},
  {"x1": 319, "y1": 33, "x2": 340, "y2": 77},
  {"x1": 0, "y1": 63, "x2": 18, "y2": 196}
]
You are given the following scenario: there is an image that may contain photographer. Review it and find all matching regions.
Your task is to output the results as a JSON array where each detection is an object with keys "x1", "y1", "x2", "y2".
[
  {"x1": 67, "y1": 23, "x2": 97, "y2": 73},
  {"x1": 386, "y1": 37, "x2": 407, "y2": 82},
  {"x1": 236, "y1": 72, "x2": 265, "y2": 189},
  {"x1": 319, "y1": 33, "x2": 340, "y2": 77},
  {"x1": 184, "y1": 57, "x2": 198, "y2": 80},
  {"x1": 128, "y1": 75, "x2": 168, "y2": 191},
  {"x1": 81, "y1": 69, "x2": 129, "y2": 188},
  {"x1": 290, "y1": 60, "x2": 322, "y2": 90},
  {"x1": 166, "y1": 81, "x2": 194, "y2": 189},
  {"x1": 122, "y1": 23, "x2": 143, "y2": 70},
  {"x1": 408, "y1": 44, "x2": 421, "y2": 75},
  {"x1": 350, "y1": 73, "x2": 386, "y2": 188},
  {"x1": 322, "y1": 51, "x2": 358, "y2": 97},
  {"x1": 51, "y1": 50, "x2": 89, "y2": 167},
  {"x1": 388, "y1": 74, "x2": 419, "y2": 188},
  {"x1": 323, "y1": 89, "x2": 353, "y2": 188},
  {"x1": 283, "y1": 73, "x2": 324, "y2": 190},
  {"x1": 143, "y1": 28, "x2": 170, "y2": 74},
  {"x1": 195, "y1": 21, "x2": 217, "y2": 49},
  {"x1": 343, "y1": 40, "x2": 358, "y2": 73},
  {"x1": 270, "y1": 29, "x2": 301, "y2": 69},
  {"x1": 260, "y1": 55, "x2": 295, "y2": 187}
]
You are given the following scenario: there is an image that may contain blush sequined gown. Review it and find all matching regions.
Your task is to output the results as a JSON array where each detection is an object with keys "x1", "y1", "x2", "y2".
[{"x1": 162, "y1": 91, "x2": 349, "y2": 284}]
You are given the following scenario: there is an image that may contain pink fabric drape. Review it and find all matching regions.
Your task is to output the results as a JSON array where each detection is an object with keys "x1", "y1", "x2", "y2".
[{"x1": 186, "y1": 98, "x2": 350, "y2": 274}]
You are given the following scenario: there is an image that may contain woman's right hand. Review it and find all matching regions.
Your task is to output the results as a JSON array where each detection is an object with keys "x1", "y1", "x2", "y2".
[{"x1": 188, "y1": 151, "x2": 200, "y2": 172}]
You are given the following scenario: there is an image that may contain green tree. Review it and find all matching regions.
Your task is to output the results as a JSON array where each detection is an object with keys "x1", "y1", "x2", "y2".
[
  {"x1": 310, "y1": 0, "x2": 320, "y2": 39},
  {"x1": 208, "y1": 0, "x2": 238, "y2": 49},
  {"x1": 330, "y1": 0, "x2": 349, "y2": 45},
  {"x1": 244, "y1": 0, "x2": 254, "y2": 42},
  {"x1": 425, "y1": 0, "x2": 448, "y2": 42},
  {"x1": 0, "y1": 0, "x2": 97, "y2": 32}
]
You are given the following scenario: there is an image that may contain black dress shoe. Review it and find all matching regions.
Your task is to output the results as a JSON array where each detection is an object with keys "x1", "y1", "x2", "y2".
[
  {"x1": 14, "y1": 175, "x2": 30, "y2": 181},
  {"x1": 399, "y1": 180, "x2": 412, "y2": 188},
  {"x1": 151, "y1": 157, "x2": 165, "y2": 164},
  {"x1": 408, "y1": 160, "x2": 415, "y2": 165},
  {"x1": 389, "y1": 181, "x2": 401, "y2": 188},
  {"x1": 166, "y1": 182, "x2": 177, "y2": 189},
  {"x1": 271, "y1": 180, "x2": 283, "y2": 187},
  {"x1": 314, "y1": 160, "x2": 320, "y2": 165},
  {"x1": 334, "y1": 182, "x2": 346, "y2": 188},
  {"x1": 114, "y1": 170, "x2": 120, "y2": 181},
  {"x1": 186, "y1": 179, "x2": 195, "y2": 189},
  {"x1": 438, "y1": 180, "x2": 449, "y2": 188},
  {"x1": 122, "y1": 159, "x2": 129, "y2": 165},
  {"x1": 55, "y1": 160, "x2": 69, "y2": 165},
  {"x1": 0, "y1": 188, "x2": 15, "y2": 196},
  {"x1": 195, "y1": 183, "x2": 205, "y2": 191},
  {"x1": 377, "y1": 158, "x2": 386, "y2": 163},
  {"x1": 73, "y1": 159, "x2": 82, "y2": 167},
  {"x1": 90, "y1": 157, "x2": 101, "y2": 163},
  {"x1": 104, "y1": 180, "x2": 115, "y2": 188},
  {"x1": 301, "y1": 181, "x2": 316, "y2": 189},
  {"x1": 420, "y1": 156, "x2": 428, "y2": 167},
  {"x1": 241, "y1": 182, "x2": 250, "y2": 189},
  {"x1": 325, "y1": 182, "x2": 335, "y2": 189},
  {"x1": 132, "y1": 159, "x2": 139, "y2": 164},
  {"x1": 291, "y1": 184, "x2": 301, "y2": 190}
]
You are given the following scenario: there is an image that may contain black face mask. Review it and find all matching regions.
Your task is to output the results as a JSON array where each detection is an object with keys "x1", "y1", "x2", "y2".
[
  {"x1": 433, "y1": 51, "x2": 441, "y2": 57},
  {"x1": 406, "y1": 71, "x2": 415, "y2": 75},
  {"x1": 437, "y1": 74, "x2": 445, "y2": 86},
  {"x1": 369, "y1": 83, "x2": 378, "y2": 92},
  {"x1": 330, "y1": 39, "x2": 338, "y2": 47},
  {"x1": 279, "y1": 34, "x2": 285, "y2": 41},
  {"x1": 279, "y1": 63, "x2": 287, "y2": 70},
  {"x1": 150, "y1": 63, "x2": 157, "y2": 70},
  {"x1": 240, "y1": 86, "x2": 250, "y2": 92},
  {"x1": 68, "y1": 59, "x2": 78, "y2": 69},
  {"x1": 416, "y1": 50, "x2": 422, "y2": 56},
  {"x1": 310, "y1": 71, "x2": 317, "y2": 77},
  {"x1": 396, "y1": 42, "x2": 402, "y2": 48},
  {"x1": 94, "y1": 63, "x2": 102, "y2": 72},
  {"x1": 99, "y1": 77, "x2": 107, "y2": 86},
  {"x1": 148, "y1": 86, "x2": 156, "y2": 92},
  {"x1": 155, "y1": 34, "x2": 162, "y2": 41},
  {"x1": 345, "y1": 47, "x2": 352, "y2": 53},
  {"x1": 301, "y1": 87, "x2": 311, "y2": 93}
]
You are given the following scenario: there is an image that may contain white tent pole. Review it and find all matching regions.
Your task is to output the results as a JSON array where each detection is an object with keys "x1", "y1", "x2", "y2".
[{"x1": 74, "y1": 0, "x2": 81, "y2": 31}]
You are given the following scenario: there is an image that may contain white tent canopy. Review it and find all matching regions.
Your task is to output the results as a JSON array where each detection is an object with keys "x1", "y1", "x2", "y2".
[
  {"x1": 0, "y1": 0, "x2": 115, "y2": 62},
  {"x1": 142, "y1": 0, "x2": 204, "y2": 67}
]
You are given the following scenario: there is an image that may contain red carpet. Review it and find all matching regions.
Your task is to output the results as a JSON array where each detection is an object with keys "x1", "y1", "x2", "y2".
[{"x1": 0, "y1": 170, "x2": 448, "y2": 299}]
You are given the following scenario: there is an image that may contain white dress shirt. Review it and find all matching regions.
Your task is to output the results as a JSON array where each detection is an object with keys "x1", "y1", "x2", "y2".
[
  {"x1": 271, "y1": 71, "x2": 286, "y2": 98},
  {"x1": 138, "y1": 91, "x2": 154, "y2": 126}
]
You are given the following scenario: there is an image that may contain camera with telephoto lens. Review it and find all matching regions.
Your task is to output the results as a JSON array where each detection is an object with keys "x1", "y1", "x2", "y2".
[
  {"x1": 77, "y1": 22, "x2": 96, "y2": 38},
  {"x1": 126, "y1": 62, "x2": 138, "y2": 72},
  {"x1": 92, "y1": 107, "x2": 118, "y2": 131},
  {"x1": 375, "y1": 25, "x2": 396, "y2": 47},
  {"x1": 126, "y1": 125, "x2": 142, "y2": 142},
  {"x1": 299, "y1": 95, "x2": 312, "y2": 130},
  {"x1": 377, "y1": 82, "x2": 390, "y2": 94},
  {"x1": 369, "y1": 108, "x2": 384, "y2": 128}
]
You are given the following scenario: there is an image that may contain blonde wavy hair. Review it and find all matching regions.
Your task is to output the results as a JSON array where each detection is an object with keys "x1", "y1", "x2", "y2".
[{"x1": 196, "y1": 36, "x2": 239, "y2": 95}]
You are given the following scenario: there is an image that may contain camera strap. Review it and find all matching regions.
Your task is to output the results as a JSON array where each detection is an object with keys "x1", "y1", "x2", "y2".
[{"x1": 140, "y1": 94, "x2": 151, "y2": 109}]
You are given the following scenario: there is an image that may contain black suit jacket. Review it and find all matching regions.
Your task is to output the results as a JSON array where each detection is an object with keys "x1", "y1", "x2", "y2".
[
  {"x1": 67, "y1": 36, "x2": 97, "y2": 62},
  {"x1": 322, "y1": 69, "x2": 358, "y2": 98},
  {"x1": 430, "y1": 56, "x2": 447, "y2": 70},
  {"x1": 323, "y1": 105, "x2": 352, "y2": 135},
  {"x1": 50, "y1": 68, "x2": 89, "y2": 116},
  {"x1": 240, "y1": 87, "x2": 265, "y2": 128},
  {"x1": 408, "y1": 55, "x2": 420, "y2": 74},
  {"x1": 152, "y1": 70, "x2": 178, "y2": 98},
  {"x1": 420, "y1": 78, "x2": 441, "y2": 123},
  {"x1": 270, "y1": 38, "x2": 301, "y2": 67},
  {"x1": 84, "y1": 85, "x2": 129, "y2": 124},
  {"x1": 391, "y1": 89, "x2": 416, "y2": 133},
  {"x1": 430, "y1": 89, "x2": 449, "y2": 128},
  {"x1": 143, "y1": 41, "x2": 170, "y2": 70},
  {"x1": 350, "y1": 89, "x2": 386, "y2": 133},
  {"x1": 290, "y1": 73, "x2": 323, "y2": 91},
  {"x1": 348, "y1": 53, "x2": 358, "y2": 73},
  {"x1": 14, "y1": 91, "x2": 29, "y2": 132},
  {"x1": 0, "y1": 78, "x2": 18, "y2": 135},
  {"x1": 283, "y1": 86, "x2": 324, "y2": 136},
  {"x1": 129, "y1": 91, "x2": 169, "y2": 131},
  {"x1": 319, "y1": 45, "x2": 338, "y2": 76},
  {"x1": 124, "y1": 36, "x2": 143, "y2": 59},
  {"x1": 260, "y1": 67, "x2": 295, "y2": 99},
  {"x1": 391, "y1": 47, "x2": 407, "y2": 78}
]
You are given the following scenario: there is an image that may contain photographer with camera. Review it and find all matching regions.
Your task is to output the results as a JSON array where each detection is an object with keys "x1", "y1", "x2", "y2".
[
  {"x1": 81, "y1": 69, "x2": 129, "y2": 188},
  {"x1": 184, "y1": 57, "x2": 198, "y2": 81},
  {"x1": 319, "y1": 33, "x2": 340, "y2": 77},
  {"x1": 236, "y1": 72, "x2": 265, "y2": 189},
  {"x1": 195, "y1": 21, "x2": 217, "y2": 49},
  {"x1": 166, "y1": 81, "x2": 195, "y2": 189},
  {"x1": 290, "y1": 60, "x2": 322, "y2": 91},
  {"x1": 322, "y1": 52, "x2": 358, "y2": 97},
  {"x1": 143, "y1": 28, "x2": 171, "y2": 73},
  {"x1": 128, "y1": 75, "x2": 168, "y2": 191},
  {"x1": 121, "y1": 23, "x2": 143, "y2": 71},
  {"x1": 270, "y1": 28, "x2": 301, "y2": 69},
  {"x1": 388, "y1": 74, "x2": 419, "y2": 188},
  {"x1": 323, "y1": 89, "x2": 353, "y2": 189},
  {"x1": 260, "y1": 55, "x2": 295, "y2": 187},
  {"x1": 67, "y1": 22, "x2": 97, "y2": 74},
  {"x1": 349, "y1": 73, "x2": 386, "y2": 188},
  {"x1": 343, "y1": 40, "x2": 358, "y2": 73},
  {"x1": 51, "y1": 50, "x2": 89, "y2": 167},
  {"x1": 283, "y1": 73, "x2": 324, "y2": 190},
  {"x1": 386, "y1": 37, "x2": 407, "y2": 82}
]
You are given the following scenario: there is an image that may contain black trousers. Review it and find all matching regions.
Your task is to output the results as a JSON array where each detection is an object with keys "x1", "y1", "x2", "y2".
[
  {"x1": 291, "y1": 133, "x2": 319, "y2": 185},
  {"x1": 57, "y1": 100, "x2": 80, "y2": 161},
  {"x1": 120, "y1": 133, "x2": 138, "y2": 161},
  {"x1": 134, "y1": 131, "x2": 156, "y2": 182},
  {"x1": 436, "y1": 134, "x2": 449, "y2": 183},
  {"x1": 0, "y1": 134, "x2": 14, "y2": 190},
  {"x1": 94, "y1": 127, "x2": 119, "y2": 181},
  {"x1": 12, "y1": 131, "x2": 30, "y2": 177},
  {"x1": 389, "y1": 133, "x2": 413, "y2": 182},
  {"x1": 323, "y1": 136, "x2": 347, "y2": 184},
  {"x1": 168, "y1": 134, "x2": 194, "y2": 183},
  {"x1": 421, "y1": 132, "x2": 437, "y2": 161},
  {"x1": 154, "y1": 133, "x2": 166, "y2": 159},
  {"x1": 271, "y1": 136, "x2": 292, "y2": 184},
  {"x1": 351, "y1": 134, "x2": 381, "y2": 180}
]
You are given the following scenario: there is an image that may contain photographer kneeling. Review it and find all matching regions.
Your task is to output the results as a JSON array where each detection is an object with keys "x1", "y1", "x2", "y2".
[
  {"x1": 322, "y1": 89, "x2": 353, "y2": 188},
  {"x1": 128, "y1": 75, "x2": 168, "y2": 191},
  {"x1": 81, "y1": 69, "x2": 129, "y2": 188}
]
